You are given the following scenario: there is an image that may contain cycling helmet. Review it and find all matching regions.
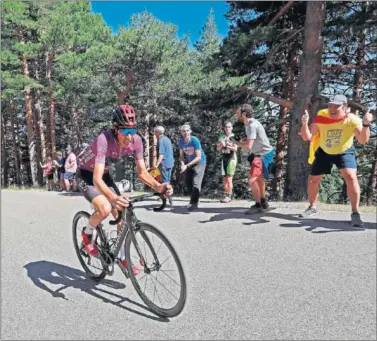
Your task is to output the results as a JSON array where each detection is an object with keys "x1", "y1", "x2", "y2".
[{"x1": 112, "y1": 104, "x2": 136, "y2": 127}]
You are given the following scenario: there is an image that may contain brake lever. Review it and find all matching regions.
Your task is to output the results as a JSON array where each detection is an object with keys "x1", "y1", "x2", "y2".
[{"x1": 109, "y1": 210, "x2": 122, "y2": 225}]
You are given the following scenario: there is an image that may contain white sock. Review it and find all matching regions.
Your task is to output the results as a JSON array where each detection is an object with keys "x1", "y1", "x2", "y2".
[{"x1": 85, "y1": 222, "x2": 94, "y2": 234}]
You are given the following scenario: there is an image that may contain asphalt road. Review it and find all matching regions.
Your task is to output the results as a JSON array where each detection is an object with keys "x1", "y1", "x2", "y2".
[{"x1": 1, "y1": 190, "x2": 376, "y2": 340}]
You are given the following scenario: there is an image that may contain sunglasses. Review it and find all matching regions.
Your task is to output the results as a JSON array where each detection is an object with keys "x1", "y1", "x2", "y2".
[{"x1": 119, "y1": 127, "x2": 137, "y2": 135}]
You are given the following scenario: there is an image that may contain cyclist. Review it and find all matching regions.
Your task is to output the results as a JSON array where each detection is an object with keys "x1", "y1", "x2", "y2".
[{"x1": 75, "y1": 104, "x2": 173, "y2": 273}]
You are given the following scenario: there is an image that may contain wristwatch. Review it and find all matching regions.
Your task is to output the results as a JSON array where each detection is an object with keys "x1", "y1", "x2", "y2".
[{"x1": 362, "y1": 123, "x2": 370, "y2": 128}]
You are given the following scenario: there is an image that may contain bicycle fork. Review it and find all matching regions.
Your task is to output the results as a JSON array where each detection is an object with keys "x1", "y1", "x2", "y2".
[{"x1": 129, "y1": 225, "x2": 162, "y2": 273}]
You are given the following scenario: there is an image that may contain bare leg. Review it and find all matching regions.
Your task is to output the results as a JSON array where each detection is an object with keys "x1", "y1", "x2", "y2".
[
  {"x1": 249, "y1": 176, "x2": 261, "y2": 203},
  {"x1": 340, "y1": 168, "x2": 360, "y2": 212},
  {"x1": 257, "y1": 176, "x2": 266, "y2": 199},
  {"x1": 307, "y1": 175, "x2": 323, "y2": 207}
]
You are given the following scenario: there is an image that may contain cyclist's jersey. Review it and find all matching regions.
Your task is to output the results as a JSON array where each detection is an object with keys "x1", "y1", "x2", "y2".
[{"x1": 77, "y1": 130, "x2": 143, "y2": 173}]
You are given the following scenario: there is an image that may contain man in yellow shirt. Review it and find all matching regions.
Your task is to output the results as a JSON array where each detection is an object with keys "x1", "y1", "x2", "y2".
[{"x1": 300, "y1": 94, "x2": 373, "y2": 226}]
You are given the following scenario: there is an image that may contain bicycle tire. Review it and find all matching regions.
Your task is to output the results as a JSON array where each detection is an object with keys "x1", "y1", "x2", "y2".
[
  {"x1": 125, "y1": 223, "x2": 187, "y2": 317},
  {"x1": 72, "y1": 211, "x2": 106, "y2": 281}
]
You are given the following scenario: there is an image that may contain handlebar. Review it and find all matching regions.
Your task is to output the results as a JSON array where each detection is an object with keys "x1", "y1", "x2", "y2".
[{"x1": 109, "y1": 192, "x2": 166, "y2": 225}]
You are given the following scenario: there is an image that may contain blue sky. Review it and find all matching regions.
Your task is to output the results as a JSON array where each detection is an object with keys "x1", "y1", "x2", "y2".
[{"x1": 90, "y1": 1, "x2": 230, "y2": 45}]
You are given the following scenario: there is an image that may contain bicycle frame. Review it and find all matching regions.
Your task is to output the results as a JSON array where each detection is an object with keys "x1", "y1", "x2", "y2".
[{"x1": 95, "y1": 194, "x2": 162, "y2": 273}]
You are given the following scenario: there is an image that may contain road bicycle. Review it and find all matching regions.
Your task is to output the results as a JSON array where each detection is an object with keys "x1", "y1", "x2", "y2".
[{"x1": 72, "y1": 191, "x2": 186, "y2": 317}]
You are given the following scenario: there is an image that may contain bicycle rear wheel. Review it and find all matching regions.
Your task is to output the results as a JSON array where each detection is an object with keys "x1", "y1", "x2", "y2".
[
  {"x1": 72, "y1": 211, "x2": 106, "y2": 281},
  {"x1": 125, "y1": 223, "x2": 187, "y2": 317}
]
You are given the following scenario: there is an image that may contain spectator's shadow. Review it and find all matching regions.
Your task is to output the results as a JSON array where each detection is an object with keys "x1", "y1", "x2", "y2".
[
  {"x1": 140, "y1": 200, "x2": 250, "y2": 216},
  {"x1": 242, "y1": 212, "x2": 376, "y2": 233},
  {"x1": 23, "y1": 261, "x2": 169, "y2": 322}
]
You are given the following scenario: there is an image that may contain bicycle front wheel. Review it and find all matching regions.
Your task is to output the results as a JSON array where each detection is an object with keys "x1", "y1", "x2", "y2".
[{"x1": 125, "y1": 223, "x2": 187, "y2": 317}]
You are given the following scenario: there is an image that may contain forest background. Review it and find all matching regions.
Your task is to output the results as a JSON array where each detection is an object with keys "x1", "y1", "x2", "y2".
[{"x1": 1, "y1": 1, "x2": 376, "y2": 205}]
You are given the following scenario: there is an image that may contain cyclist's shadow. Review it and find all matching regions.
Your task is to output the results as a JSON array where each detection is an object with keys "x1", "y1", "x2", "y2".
[{"x1": 23, "y1": 260, "x2": 169, "y2": 322}]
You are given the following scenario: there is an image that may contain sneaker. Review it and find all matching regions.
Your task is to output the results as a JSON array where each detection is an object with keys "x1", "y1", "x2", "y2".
[
  {"x1": 245, "y1": 204, "x2": 265, "y2": 215},
  {"x1": 261, "y1": 198, "x2": 269, "y2": 210},
  {"x1": 187, "y1": 203, "x2": 198, "y2": 211},
  {"x1": 299, "y1": 206, "x2": 319, "y2": 218},
  {"x1": 168, "y1": 197, "x2": 173, "y2": 207},
  {"x1": 120, "y1": 259, "x2": 140, "y2": 276},
  {"x1": 220, "y1": 196, "x2": 232, "y2": 203},
  {"x1": 351, "y1": 212, "x2": 364, "y2": 227},
  {"x1": 81, "y1": 232, "x2": 99, "y2": 256}
]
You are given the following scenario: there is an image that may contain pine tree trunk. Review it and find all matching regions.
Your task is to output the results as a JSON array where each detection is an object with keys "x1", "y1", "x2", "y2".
[
  {"x1": 366, "y1": 146, "x2": 377, "y2": 205},
  {"x1": 33, "y1": 60, "x2": 46, "y2": 161},
  {"x1": 271, "y1": 48, "x2": 298, "y2": 199},
  {"x1": 1, "y1": 112, "x2": 9, "y2": 187},
  {"x1": 349, "y1": 26, "x2": 366, "y2": 204},
  {"x1": 284, "y1": 1, "x2": 325, "y2": 201},
  {"x1": 18, "y1": 27, "x2": 38, "y2": 187},
  {"x1": 33, "y1": 79, "x2": 45, "y2": 186},
  {"x1": 46, "y1": 52, "x2": 56, "y2": 157},
  {"x1": 70, "y1": 107, "x2": 83, "y2": 150},
  {"x1": 10, "y1": 103, "x2": 22, "y2": 185}
]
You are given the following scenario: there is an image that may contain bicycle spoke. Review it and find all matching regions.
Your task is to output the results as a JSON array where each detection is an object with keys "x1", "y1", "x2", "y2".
[
  {"x1": 153, "y1": 279, "x2": 164, "y2": 308},
  {"x1": 159, "y1": 254, "x2": 173, "y2": 267},
  {"x1": 160, "y1": 269, "x2": 181, "y2": 287},
  {"x1": 143, "y1": 273, "x2": 149, "y2": 294},
  {"x1": 149, "y1": 273, "x2": 179, "y2": 301}
]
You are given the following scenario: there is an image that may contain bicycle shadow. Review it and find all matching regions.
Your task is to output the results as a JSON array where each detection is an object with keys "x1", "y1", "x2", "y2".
[
  {"x1": 242, "y1": 212, "x2": 376, "y2": 233},
  {"x1": 23, "y1": 260, "x2": 169, "y2": 322}
]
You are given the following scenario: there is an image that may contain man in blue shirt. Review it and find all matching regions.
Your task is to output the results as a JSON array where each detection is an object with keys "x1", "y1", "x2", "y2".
[
  {"x1": 153, "y1": 126, "x2": 174, "y2": 209},
  {"x1": 154, "y1": 126, "x2": 174, "y2": 183},
  {"x1": 178, "y1": 124, "x2": 206, "y2": 211}
]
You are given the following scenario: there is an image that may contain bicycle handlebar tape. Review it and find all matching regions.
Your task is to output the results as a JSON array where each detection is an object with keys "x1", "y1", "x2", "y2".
[{"x1": 109, "y1": 210, "x2": 122, "y2": 225}]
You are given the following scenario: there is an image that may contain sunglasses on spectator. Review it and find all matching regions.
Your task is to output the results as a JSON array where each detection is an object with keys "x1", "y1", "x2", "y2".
[{"x1": 119, "y1": 127, "x2": 137, "y2": 135}]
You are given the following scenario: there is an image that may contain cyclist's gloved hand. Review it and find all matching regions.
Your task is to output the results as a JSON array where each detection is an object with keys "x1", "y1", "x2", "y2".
[
  {"x1": 156, "y1": 183, "x2": 173, "y2": 197},
  {"x1": 110, "y1": 195, "x2": 130, "y2": 211}
]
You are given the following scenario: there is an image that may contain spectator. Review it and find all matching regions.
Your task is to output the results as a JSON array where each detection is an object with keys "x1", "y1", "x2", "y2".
[
  {"x1": 178, "y1": 124, "x2": 206, "y2": 211},
  {"x1": 153, "y1": 126, "x2": 174, "y2": 206},
  {"x1": 235, "y1": 104, "x2": 275, "y2": 214},
  {"x1": 64, "y1": 146, "x2": 77, "y2": 191},
  {"x1": 40, "y1": 156, "x2": 54, "y2": 191},
  {"x1": 299, "y1": 94, "x2": 373, "y2": 226},
  {"x1": 53, "y1": 151, "x2": 66, "y2": 191},
  {"x1": 216, "y1": 121, "x2": 238, "y2": 203}
]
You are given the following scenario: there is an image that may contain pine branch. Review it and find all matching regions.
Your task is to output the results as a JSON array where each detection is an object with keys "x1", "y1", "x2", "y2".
[{"x1": 268, "y1": 1, "x2": 296, "y2": 26}]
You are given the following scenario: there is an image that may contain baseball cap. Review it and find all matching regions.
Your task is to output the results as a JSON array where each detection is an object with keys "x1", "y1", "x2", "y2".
[{"x1": 329, "y1": 94, "x2": 347, "y2": 105}]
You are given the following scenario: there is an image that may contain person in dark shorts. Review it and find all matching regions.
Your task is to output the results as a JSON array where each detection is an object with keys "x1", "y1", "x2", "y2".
[
  {"x1": 178, "y1": 124, "x2": 206, "y2": 211},
  {"x1": 53, "y1": 151, "x2": 66, "y2": 191},
  {"x1": 75, "y1": 104, "x2": 173, "y2": 275},
  {"x1": 300, "y1": 94, "x2": 373, "y2": 226},
  {"x1": 216, "y1": 121, "x2": 238, "y2": 203},
  {"x1": 153, "y1": 125, "x2": 174, "y2": 208}
]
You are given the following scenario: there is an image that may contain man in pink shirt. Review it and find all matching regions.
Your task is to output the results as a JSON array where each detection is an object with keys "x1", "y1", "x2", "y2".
[{"x1": 64, "y1": 146, "x2": 77, "y2": 191}]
